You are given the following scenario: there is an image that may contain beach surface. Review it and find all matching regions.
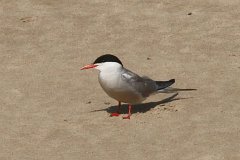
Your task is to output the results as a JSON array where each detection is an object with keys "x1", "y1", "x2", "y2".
[{"x1": 1, "y1": 0, "x2": 240, "y2": 159}]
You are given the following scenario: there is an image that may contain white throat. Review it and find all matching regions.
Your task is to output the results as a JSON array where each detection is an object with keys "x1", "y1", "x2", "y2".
[
  {"x1": 95, "y1": 62, "x2": 123, "y2": 73},
  {"x1": 96, "y1": 62, "x2": 123, "y2": 92}
]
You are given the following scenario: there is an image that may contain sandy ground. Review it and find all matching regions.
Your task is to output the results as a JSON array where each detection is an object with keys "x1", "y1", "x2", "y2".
[{"x1": 1, "y1": 0, "x2": 240, "y2": 159}]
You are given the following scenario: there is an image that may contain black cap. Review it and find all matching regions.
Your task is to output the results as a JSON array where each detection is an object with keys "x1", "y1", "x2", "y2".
[{"x1": 93, "y1": 54, "x2": 123, "y2": 66}]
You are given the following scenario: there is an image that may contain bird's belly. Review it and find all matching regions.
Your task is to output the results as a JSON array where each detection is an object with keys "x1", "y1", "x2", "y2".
[
  {"x1": 98, "y1": 74, "x2": 145, "y2": 104},
  {"x1": 105, "y1": 89, "x2": 144, "y2": 104}
]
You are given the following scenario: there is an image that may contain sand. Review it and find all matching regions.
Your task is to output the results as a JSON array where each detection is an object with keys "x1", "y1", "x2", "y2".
[{"x1": 1, "y1": 0, "x2": 240, "y2": 159}]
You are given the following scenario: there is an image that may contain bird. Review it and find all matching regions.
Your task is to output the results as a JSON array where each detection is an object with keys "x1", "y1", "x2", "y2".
[{"x1": 81, "y1": 54, "x2": 195, "y2": 119}]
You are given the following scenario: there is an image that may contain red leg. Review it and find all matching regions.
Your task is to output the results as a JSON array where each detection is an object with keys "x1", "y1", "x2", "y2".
[
  {"x1": 123, "y1": 104, "x2": 132, "y2": 119},
  {"x1": 110, "y1": 101, "x2": 121, "y2": 117}
]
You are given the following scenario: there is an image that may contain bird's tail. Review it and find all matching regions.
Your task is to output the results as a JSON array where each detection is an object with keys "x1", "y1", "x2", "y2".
[
  {"x1": 156, "y1": 79, "x2": 197, "y2": 93},
  {"x1": 158, "y1": 87, "x2": 197, "y2": 93}
]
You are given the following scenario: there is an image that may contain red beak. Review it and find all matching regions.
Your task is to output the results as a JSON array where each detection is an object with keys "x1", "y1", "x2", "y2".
[{"x1": 80, "y1": 64, "x2": 97, "y2": 70}]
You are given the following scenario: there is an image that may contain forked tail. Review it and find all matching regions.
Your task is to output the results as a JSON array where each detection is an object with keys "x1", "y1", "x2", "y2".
[
  {"x1": 156, "y1": 79, "x2": 197, "y2": 93},
  {"x1": 158, "y1": 87, "x2": 197, "y2": 93}
]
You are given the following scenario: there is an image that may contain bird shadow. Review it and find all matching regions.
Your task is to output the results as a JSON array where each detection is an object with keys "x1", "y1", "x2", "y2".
[{"x1": 91, "y1": 93, "x2": 193, "y2": 115}]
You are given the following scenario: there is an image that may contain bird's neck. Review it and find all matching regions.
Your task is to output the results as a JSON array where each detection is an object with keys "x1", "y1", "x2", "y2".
[
  {"x1": 98, "y1": 64, "x2": 123, "y2": 83},
  {"x1": 98, "y1": 63, "x2": 123, "y2": 74},
  {"x1": 98, "y1": 66, "x2": 123, "y2": 91}
]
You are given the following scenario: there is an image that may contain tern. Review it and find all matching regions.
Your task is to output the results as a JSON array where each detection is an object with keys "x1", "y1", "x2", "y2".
[{"x1": 81, "y1": 54, "x2": 195, "y2": 119}]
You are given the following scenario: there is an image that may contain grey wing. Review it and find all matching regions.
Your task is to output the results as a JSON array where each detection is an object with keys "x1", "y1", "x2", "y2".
[{"x1": 121, "y1": 69, "x2": 158, "y2": 97}]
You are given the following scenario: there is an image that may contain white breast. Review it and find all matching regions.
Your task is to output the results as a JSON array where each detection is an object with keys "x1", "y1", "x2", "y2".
[
  {"x1": 95, "y1": 62, "x2": 145, "y2": 104},
  {"x1": 98, "y1": 71, "x2": 145, "y2": 104},
  {"x1": 98, "y1": 71, "x2": 120, "y2": 91}
]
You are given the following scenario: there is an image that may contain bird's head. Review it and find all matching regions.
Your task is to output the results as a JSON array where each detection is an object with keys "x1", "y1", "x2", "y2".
[{"x1": 81, "y1": 54, "x2": 123, "y2": 72}]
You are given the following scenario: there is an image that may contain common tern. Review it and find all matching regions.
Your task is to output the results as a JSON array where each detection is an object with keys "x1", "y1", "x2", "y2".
[{"x1": 81, "y1": 54, "x2": 195, "y2": 119}]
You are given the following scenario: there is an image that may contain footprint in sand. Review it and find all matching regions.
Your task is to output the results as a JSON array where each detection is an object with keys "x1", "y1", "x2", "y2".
[{"x1": 20, "y1": 16, "x2": 36, "y2": 23}]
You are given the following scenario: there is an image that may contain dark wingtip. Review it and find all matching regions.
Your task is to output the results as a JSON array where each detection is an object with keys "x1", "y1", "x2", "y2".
[
  {"x1": 156, "y1": 79, "x2": 175, "y2": 90},
  {"x1": 169, "y1": 79, "x2": 175, "y2": 83},
  {"x1": 181, "y1": 88, "x2": 197, "y2": 91}
]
